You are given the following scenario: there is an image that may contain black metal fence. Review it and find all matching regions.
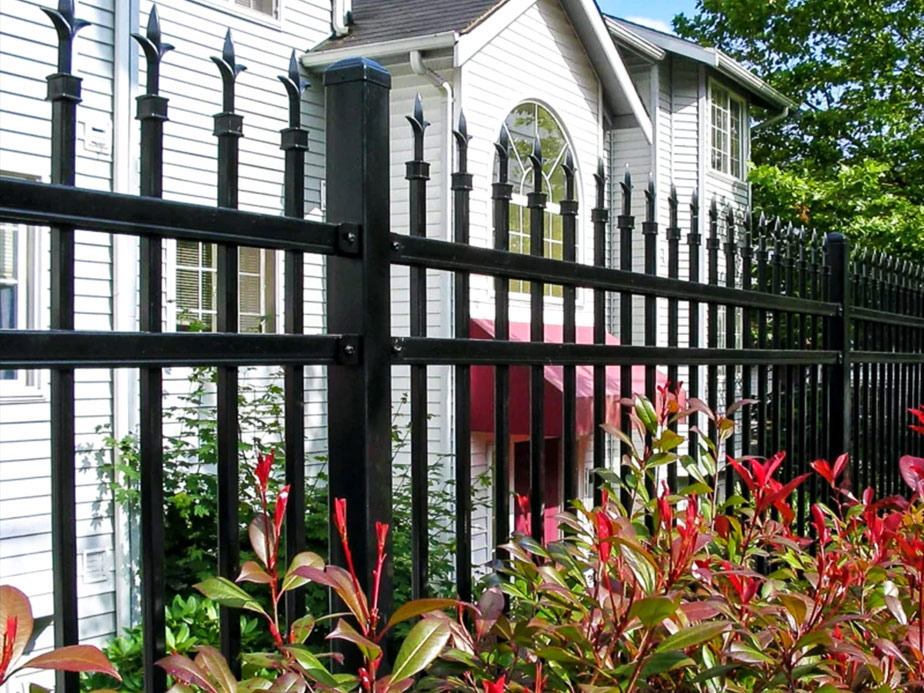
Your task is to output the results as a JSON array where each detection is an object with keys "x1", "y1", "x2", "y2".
[{"x1": 0, "y1": 5, "x2": 922, "y2": 691}]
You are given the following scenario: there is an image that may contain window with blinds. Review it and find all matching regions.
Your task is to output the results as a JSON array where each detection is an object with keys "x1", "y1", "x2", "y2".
[
  {"x1": 175, "y1": 241, "x2": 276, "y2": 333},
  {"x1": 0, "y1": 223, "x2": 18, "y2": 335},
  {"x1": 234, "y1": 0, "x2": 278, "y2": 18},
  {"x1": 1, "y1": 221, "x2": 39, "y2": 389}
]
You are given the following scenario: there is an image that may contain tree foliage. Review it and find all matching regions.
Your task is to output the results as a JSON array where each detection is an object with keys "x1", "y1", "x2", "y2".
[{"x1": 675, "y1": 0, "x2": 924, "y2": 258}]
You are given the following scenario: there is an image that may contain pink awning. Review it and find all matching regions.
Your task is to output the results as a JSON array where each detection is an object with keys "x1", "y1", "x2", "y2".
[{"x1": 469, "y1": 319, "x2": 667, "y2": 437}]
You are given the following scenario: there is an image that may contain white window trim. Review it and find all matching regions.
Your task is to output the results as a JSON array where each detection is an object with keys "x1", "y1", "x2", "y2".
[
  {"x1": 499, "y1": 102, "x2": 580, "y2": 305},
  {"x1": 189, "y1": 0, "x2": 284, "y2": 29},
  {"x1": 0, "y1": 174, "x2": 48, "y2": 401},
  {"x1": 707, "y1": 79, "x2": 748, "y2": 182}
]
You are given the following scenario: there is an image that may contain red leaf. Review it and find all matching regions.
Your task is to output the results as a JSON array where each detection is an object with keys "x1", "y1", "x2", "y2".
[
  {"x1": 24, "y1": 645, "x2": 121, "y2": 682},
  {"x1": 900, "y1": 456, "x2": 924, "y2": 493},
  {"x1": 758, "y1": 473, "x2": 810, "y2": 515},
  {"x1": 0, "y1": 585, "x2": 33, "y2": 675},
  {"x1": 810, "y1": 459, "x2": 835, "y2": 486},
  {"x1": 909, "y1": 405, "x2": 924, "y2": 426},
  {"x1": 832, "y1": 452, "x2": 849, "y2": 480},
  {"x1": 158, "y1": 653, "x2": 217, "y2": 692}
]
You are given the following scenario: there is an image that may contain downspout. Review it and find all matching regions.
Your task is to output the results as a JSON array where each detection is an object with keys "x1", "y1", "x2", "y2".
[
  {"x1": 409, "y1": 50, "x2": 455, "y2": 461},
  {"x1": 112, "y1": 0, "x2": 140, "y2": 631},
  {"x1": 332, "y1": 0, "x2": 351, "y2": 37},
  {"x1": 752, "y1": 106, "x2": 790, "y2": 132}
]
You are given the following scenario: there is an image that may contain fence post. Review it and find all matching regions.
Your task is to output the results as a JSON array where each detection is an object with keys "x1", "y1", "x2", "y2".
[
  {"x1": 324, "y1": 58, "x2": 393, "y2": 633},
  {"x1": 824, "y1": 233, "x2": 852, "y2": 467}
]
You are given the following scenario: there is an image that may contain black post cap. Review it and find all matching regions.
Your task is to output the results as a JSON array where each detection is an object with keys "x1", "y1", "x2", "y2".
[{"x1": 323, "y1": 57, "x2": 391, "y2": 88}]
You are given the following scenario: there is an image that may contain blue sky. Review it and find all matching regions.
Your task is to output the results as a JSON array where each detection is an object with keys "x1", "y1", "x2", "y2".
[{"x1": 596, "y1": 0, "x2": 699, "y2": 34}]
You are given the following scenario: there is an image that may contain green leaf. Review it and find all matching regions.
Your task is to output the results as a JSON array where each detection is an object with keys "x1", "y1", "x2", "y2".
[
  {"x1": 729, "y1": 640, "x2": 775, "y2": 664},
  {"x1": 194, "y1": 577, "x2": 267, "y2": 617},
  {"x1": 288, "y1": 615, "x2": 315, "y2": 644},
  {"x1": 634, "y1": 395, "x2": 659, "y2": 436},
  {"x1": 615, "y1": 539, "x2": 658, "y2": 594},
  {"x1": 237, "y1": 560, "x2": 273, "y2": 585},
  {"x1": 385, "y1": 598, "x2": 460, "y2": 631},
  {"x1": 280, "y1": 551, "x2": 324, "y2": 592},
  {"x1": 283, "y1": 645, "x2": 339, "y2": 688},
  {"x1": 656, "y1": 429, "x2": 685, "y2": 452},
  {"x1": 327, "y1": 619, "x2": 381, "y2": 663},
  {"x1": 654, "y1": 621, "x2": 730, "y2": 653},
  {"x1": 389, "y1": 618, "x2": 451, "y2": 684},
  {"x1": 628, "y1": 596, "x2": 677, "y2": 628},
  {"x1": 640, "y1": 651, "x2": 696, "y2": 678}
]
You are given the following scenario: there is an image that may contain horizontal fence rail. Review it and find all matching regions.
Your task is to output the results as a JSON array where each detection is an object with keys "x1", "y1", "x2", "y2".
[{"x1": 0, "y1": 4, "x2": 921, "y2": 690}]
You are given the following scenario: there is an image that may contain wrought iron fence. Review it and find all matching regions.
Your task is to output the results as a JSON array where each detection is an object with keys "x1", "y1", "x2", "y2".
[{"x1": 0, "y1": 4, "x2": 922, "y2": 691}]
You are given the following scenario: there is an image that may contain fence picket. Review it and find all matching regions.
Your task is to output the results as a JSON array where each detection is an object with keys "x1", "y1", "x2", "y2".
[{"x1": 132, "y1": 6, "x2": 171, "y2": 689}]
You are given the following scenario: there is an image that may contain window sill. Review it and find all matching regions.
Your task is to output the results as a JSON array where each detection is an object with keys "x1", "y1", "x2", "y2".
[
  {"x1": 707, "y1": 168, "x2": 749, "y2": 189},
  {"x1": 0, "y1": 388, "x2": 48, "y2": 405}
]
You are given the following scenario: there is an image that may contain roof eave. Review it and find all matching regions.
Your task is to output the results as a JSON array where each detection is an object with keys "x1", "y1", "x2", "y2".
[
  {"x1": 561, "y1": 0, "x2": 653, "y2": 143},
  {"x1": 715, "y1": 51, "x2": 798, "y2": 112},
  {"x1": 603, "y1": 17, "x2": 665, "y2": 62},
  {"x1": 301, "y1": 31, "x2": 458, "y2": 68}
]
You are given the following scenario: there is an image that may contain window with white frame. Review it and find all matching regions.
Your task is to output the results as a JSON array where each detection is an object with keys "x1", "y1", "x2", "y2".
[
  {"x1": 0, "y1": 219, "x2": 41, "y2": 392},
  {"x1": 233, "y1": 0, "x2": 278, "y2": 18},
  {"x1": 175, "y1": 241, "x2": 277, "y2": 333},
  {"x1": 495, "y1": 102, "x2": 574, "y2": 298},
  {"x1": 709, "y1": 82, "x2": 747, "y2": 179}
]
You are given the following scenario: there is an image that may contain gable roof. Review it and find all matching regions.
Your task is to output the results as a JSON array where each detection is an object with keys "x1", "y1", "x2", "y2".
[
  {"x1": 606, "y1": 17, "x2": 797, "y2": 112},
  {"x1": 302, "y1": 0, "x2": 653, "y2": 142},
  {"x1": 312, "y1": 0, "x2": 503, "y2": 52}
]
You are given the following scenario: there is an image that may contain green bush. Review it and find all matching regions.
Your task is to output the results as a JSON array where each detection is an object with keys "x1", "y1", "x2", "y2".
[{"x1": 82, "y1": 367, "x2": 469, "y2": 691}]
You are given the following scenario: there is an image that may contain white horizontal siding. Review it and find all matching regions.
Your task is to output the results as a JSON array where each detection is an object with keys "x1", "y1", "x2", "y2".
[
  {"x1": 460, "y1": 0, "x2": 604, "y2": 564},
  {"x1": 1, "y1": 3, "x2": 116, "y2": 686}
]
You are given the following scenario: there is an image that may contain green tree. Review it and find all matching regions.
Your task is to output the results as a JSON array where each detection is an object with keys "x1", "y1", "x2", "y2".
[{"x1": 674, "y1": 0, "x2": 924, "y2": 258}]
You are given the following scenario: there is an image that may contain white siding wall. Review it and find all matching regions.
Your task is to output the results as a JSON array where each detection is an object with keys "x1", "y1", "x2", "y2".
[
  {"x1": 385, "y1": 60, "x2": 454, "y2": 481},
  {"x1": 1, "y1": 2, "x2": 332, "y2": 689},
  {"x1": 460, "y1": 0, "x2": 603, "y2": 567},
  {"x1": 609, "y1": 56, "x2": 651, "y2": 346},
  {"x1": 1, "y1": 0, "x2": 116, "y2": 689},
  {"x1": 149, "y1": 0, "x2": 332, "y2": 463}
]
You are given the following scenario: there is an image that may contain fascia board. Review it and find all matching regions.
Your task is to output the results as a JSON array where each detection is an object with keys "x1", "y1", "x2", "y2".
[
  {"x1": 564, "y1": 0, "x2": 653, "y2": 143},
  {"x1": 716, "y1": 51, "x2": 798, "y2": 111},
  {"x1": 300, "y1": 31, "x2": 458, "y2": 68},
  {"x1": 604, "y1": 17, "x2": 665, "y2": 62}
]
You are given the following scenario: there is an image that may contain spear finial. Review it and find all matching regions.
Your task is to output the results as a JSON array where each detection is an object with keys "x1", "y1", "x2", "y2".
[
  {"x1": 644, "y1": 173, "x2": 656, "y2": 223},
  {"x1": 594, "y1": 158, "x2": 606, "y2": 210},
  {"x1": 211, "y1": 29, "x2": 247, "y2": 113},
  {"x1": 494, "y1": 127, "x2": 510, "y2": 184},
  {"x1": 278, "y1": 49, "x2": 310, "y2": 128},
  {"x1": 41, "y1": 0, "x2": 91, "y2": 74},
  {"x1": 619, "y1": 166, "x2": 632, "y2": 216},
  {"x1": 562, "y1": 150, "x2": 575, "y2": 201},
  {"x1": 132, "y1": 5, "x2": 174, "y2": 95},
  {"x1": 453, "y1": 109, "x2": 471, "y2": 174}
]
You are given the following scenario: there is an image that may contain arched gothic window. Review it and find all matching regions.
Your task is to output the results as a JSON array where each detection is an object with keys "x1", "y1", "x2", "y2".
[{"x1": 496, "y1": 102, "x2": 573, "y2": 297}]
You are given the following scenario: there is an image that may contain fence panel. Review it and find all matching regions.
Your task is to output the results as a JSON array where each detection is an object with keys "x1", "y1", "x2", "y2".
[{"x1": 0, "y1": 8, "x2": 922, "y2": 690}]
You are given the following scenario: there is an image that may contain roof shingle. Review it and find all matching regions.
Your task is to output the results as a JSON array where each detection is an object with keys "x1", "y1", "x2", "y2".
[{"x1": 313, "y1": 0, "x2": 505, "y2": 51}]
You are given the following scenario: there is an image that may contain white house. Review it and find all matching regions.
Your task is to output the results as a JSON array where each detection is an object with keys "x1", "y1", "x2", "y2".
[{"x1": 0, "y1": 0, "x2": 793, "y2": 687}]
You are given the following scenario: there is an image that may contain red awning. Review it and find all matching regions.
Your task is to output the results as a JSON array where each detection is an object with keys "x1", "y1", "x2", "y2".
[{"x1": 470, "y1": 319, "x2": 667, "y2": 437}]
